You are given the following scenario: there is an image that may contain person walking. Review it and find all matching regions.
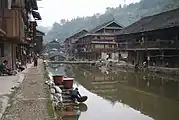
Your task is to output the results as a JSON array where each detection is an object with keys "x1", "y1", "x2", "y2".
[{"x1": 33, "y1": 55, "x2": 38, "y2": 68}]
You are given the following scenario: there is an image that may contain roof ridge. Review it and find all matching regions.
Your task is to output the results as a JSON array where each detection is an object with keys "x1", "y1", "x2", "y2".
[
  {"x1": 116, "y1": 8, "x2": 179, "y2": 35},
  {"x1": 90, "y1": 19, "x2": 122, "y2": 33},
  {"x1": 67, "y1": 29, "x2": 88, "y2": 39},
  {"x1": 140, "y1": 8, "x2": 179, "y2": 21}
]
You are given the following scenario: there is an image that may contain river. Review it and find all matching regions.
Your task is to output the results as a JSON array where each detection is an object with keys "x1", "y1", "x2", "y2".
[{"x1": 47, "y1": 64, "x2": 179, "y2": 120}]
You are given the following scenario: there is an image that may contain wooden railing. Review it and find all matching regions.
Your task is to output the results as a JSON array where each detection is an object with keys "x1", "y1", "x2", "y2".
[{"x1": 118, "y1": 41, "x2": 179, "y2": 50}]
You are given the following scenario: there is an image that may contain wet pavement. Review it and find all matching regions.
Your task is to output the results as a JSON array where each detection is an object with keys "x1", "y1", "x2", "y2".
[{"x1": 48, "y1": 64, "x2": 179, "y2": 120}]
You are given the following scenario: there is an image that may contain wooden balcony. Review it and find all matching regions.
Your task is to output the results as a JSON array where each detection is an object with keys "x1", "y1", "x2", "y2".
[
  {"x1": 118, "y1": 40, "x2": 179, "y2": 50},
  {"x1": 92, "y1": 39, "x2": 115, "y2": 42},
  {"x1": 90, "y1": 47, "x2": 116, "y2": 52},
  {"x1": 0, "y1": 9, "x2": 25, "y2": 42}
]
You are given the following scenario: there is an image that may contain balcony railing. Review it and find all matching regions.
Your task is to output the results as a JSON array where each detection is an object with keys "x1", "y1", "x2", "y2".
[{"x1": 118, "y1": 41, "x2": 179, "y2": 50}]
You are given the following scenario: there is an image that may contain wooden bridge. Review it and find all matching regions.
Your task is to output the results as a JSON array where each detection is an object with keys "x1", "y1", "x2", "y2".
[
  {"x1": 49, "y1": 52, "x2": 66, "y2": 59},
  {"x1": 48, "y1": 60, "x2": 98, "y2": 64}
]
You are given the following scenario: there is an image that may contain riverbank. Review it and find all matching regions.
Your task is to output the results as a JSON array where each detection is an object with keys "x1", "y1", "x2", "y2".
[
  {"x1": 1, "y1": 59, "x2": 55, "y2": 120},
  {"x1": 46, "y1": 59, "x2": 179, "y2": 77},
  {"x1": 115, "y1": 62, "x2": 179, "y2": 77}
]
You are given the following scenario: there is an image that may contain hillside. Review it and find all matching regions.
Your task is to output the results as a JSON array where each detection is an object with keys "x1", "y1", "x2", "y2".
[
  {"x1": 44, "y1": 0, "x2": 179, "y2": 43},
  {"x1": 37, "y1": 26, "x2": 52, "y2": 34}
]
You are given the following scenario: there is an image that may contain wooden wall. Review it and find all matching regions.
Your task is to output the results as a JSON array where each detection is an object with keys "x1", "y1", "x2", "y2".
[{"x1": 0, "y1": 9, "x2": 24, "y2": 42}]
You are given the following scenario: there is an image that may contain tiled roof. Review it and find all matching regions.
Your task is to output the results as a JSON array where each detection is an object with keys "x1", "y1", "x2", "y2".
[
  {"x1": 36, "y1": 30, "x2": 45, "y2": 36},
  {"x1": 67, "y1": 29, "x2": 88, "y2": 39},
  {"x1": 116, "y1": 8, "x2": 179, "y2": 35},
  {"x1": 90, "y1": 20, "x2": 123, "y2": 33}
]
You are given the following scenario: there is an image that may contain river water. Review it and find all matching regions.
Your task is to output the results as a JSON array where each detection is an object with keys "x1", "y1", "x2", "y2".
[{"x1": 47, "y1": 64, "x2": 179, "y2": 120}]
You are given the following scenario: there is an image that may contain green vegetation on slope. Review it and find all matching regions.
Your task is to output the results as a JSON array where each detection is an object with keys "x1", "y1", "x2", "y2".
[{"x1": 44, "y1": 0, "x2": 179, "y2": 43}]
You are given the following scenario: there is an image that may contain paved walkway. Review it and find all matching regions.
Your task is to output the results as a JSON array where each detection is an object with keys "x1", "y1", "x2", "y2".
[
  {"x1": 1, "y1": 59, "x2": 51, "y2": 120},
  {"x1": 0, "y1": 63, "x2": 34, "y2": 119}
]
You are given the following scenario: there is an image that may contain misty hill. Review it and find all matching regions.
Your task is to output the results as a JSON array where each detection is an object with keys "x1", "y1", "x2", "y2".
[
  {"x1": 37, "y1": 26, "x2": 52, "y2": 34},
  {"x1": 44, "y1": 0, "x2": 179, "y2": 43}
]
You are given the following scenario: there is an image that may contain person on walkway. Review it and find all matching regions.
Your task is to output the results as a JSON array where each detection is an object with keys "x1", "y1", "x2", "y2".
[
  {"x1": 135, "y1": 63, "x2": 139, "y2": 72},
  {"x1": 33, "y1": 55, "x2": 38, "y2": 68},
  {"x1": 0, "y1": 60, "x2": 13, "y2": 75},
  {"x1": 70, "y1": 88, "x2": 81, "y2": 102}
]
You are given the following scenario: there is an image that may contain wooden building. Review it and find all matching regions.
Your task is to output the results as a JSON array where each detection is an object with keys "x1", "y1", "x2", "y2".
[
  {"x1": 64, "y1": 29, "x2": 88, "y2": 58},
  {"x1": 116, "y1": 8, "x2": 179, "y2": 68},
  {"x1": 77, "y1": 20, "x2": 123, "y2": 61},
  {"x1": 46, "y1": 40, "x2": 60, "y2": 50},
  {"x1": 34, "y1": 30, "x2": 45, "y2": 54},
  {"x1": 0, "y1": 0, "x2": 41, "y2": 69}
]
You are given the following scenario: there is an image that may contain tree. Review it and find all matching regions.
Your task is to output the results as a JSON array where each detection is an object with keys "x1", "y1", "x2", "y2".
[
  {"x1": 44, "y1": 0, "x2": 178, "y2": 43},
  {"x1": 60, "y1": 19, "x2": 66, "y2": 25}
]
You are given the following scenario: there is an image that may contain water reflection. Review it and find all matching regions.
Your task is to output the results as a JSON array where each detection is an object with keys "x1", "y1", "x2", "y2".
[
  {"x1": 65, "y1": 65, "x2": 179, "y2": 120},
  {"x1": 48, "y1": 64, "x2": 179, "y2": 120}
]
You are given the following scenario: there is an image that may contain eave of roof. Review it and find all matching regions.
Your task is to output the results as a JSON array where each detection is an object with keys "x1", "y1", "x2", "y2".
[
  {"x1": 67, "y1": 29, "x2": 88, "y2": 39},
  {"x1": 36, "y1": 30, "x2": 45, "y2": 36},
  {"x1": 31, "y1": 0, "x2": 38, "y2": 10},
  {"x1": 32, "y1": 11, "x2": 42, "y2": 20},
  {"x1": 90, "y1": 20, "x2": 123, "y2": 33},
  {"x1": 49, "y1": 40, "x2": 59, "y2": 44}
]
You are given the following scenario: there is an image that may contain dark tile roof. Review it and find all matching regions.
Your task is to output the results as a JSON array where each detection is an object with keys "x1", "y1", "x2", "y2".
[
  {"x1": 31, "y1": 0, "x2": 38, "y2": 10},
  {"x1": 32, "y1": 11, "x2": 42, "y2": 20},
  {"x1": 36, "y1": 30, "x2": 45, "y2": 36},
  {"x1": 49, "y1": 40, "x2": 59, "y2": 44},
  {"x1": 90, "y1": 20, "x2": 123, "y2": 33},
  {"x1": 116, "y1": 8, "x2": 179, "y2": 35},
  {"x1": 67, "y1": 29, "x2": 88, "y2": 39}
]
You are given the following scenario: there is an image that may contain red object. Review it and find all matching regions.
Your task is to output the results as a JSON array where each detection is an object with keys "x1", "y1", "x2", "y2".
[
  {"x1": 63, "y1": 78, "x2": 74, "y2": 89},
  {"x1": 53, "y1": 75, "x2": 64, "y2": 85},
  {"x1": 66, "y1": 105, "x2": 73, "y2": 111}
]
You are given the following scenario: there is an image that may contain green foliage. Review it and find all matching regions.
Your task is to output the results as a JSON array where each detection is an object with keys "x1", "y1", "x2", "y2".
[{"x1": 44, "y1": 0, "x2": 179, "y2": 43}]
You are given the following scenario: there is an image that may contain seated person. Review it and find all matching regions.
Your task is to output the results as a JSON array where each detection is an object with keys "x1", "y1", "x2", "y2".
[
  {"x1": 16, "y1": 60, "x2": 25, "y2": 72},
  {"x1": 0, "y1": 60, "x2": 13, "y2": 75},
  {"x1": 70, "y1": 88, "x2": 81, "y2": 101}
]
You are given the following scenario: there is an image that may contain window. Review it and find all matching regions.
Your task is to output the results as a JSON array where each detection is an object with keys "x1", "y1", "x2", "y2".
[
  {"x1": 95, "y1": 44, "x2": 104, "y2": 48},
  {"x1": 97, "y1": 36, "x2": 100, "y2": 39},
  {"x1": 109, "y1": 45, "x2": 113, "y2": 48}
]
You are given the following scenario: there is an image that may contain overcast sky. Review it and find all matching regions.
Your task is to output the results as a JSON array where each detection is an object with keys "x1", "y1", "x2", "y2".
[{"x1": 37, "y1": 0, "x2": 140, "y2": 26}]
